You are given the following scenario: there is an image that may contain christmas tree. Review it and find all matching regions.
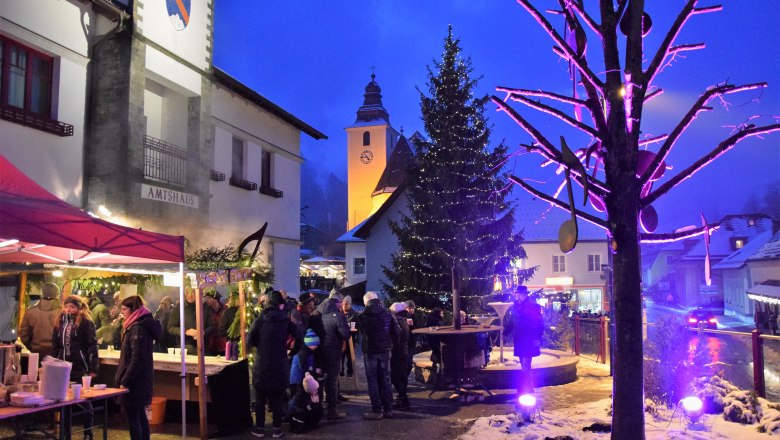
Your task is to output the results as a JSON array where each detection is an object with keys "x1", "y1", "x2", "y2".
[{"x1": 384, "y1": 26, "x2": 532, "y2": 311}]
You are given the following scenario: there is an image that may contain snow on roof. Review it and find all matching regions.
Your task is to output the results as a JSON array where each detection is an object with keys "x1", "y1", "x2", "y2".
[
  {"x1": 335, "y1": 218, "x2": 369, "y2": 243},
  {"x1": 748, "y1": 230, "x2": 780, "y2": 262},
  {"x1": 678, "y1": 214, "x2": 774, "y2": 261},
  {"x1": 712, "y1": 230, "x2": 773, "y2": 270}
]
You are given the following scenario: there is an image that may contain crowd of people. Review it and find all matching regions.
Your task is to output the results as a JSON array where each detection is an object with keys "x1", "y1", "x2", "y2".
[{"x1": 17, "y1": 282, "x2": 544, "y2": 440}]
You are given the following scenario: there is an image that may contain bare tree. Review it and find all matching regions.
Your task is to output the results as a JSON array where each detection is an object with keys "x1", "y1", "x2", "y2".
[{"x1": 492, "y1": 1, "x2": 779, "y2": 438}]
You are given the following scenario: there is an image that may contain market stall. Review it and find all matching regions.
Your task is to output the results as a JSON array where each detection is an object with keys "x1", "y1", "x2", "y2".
[{"x1": 0, "y1": 155, "x2": 191, "y2": 437}]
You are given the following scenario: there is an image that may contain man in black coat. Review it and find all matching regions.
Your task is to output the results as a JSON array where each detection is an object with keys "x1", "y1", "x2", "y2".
[
  {"x1": 311, "y1": 291, "x2": 349, "y2": 420},
  {"x1": 359, "y1": 292, "x2": 400, "y2": 420},
  {"x1": 248, "y1": 291, "x2": 298, "y2": 438},
  {"x1": 167, "y1": 289, "x2": 214, "y2": 353},
  {"x1": 512, "y1": 285, "x2": 543, "y2": 395}
]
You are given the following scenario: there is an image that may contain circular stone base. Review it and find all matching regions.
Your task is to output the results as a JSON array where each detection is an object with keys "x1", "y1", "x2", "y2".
[{"x1": 413, "y1": 348, "x2": 579, "y2": 389}]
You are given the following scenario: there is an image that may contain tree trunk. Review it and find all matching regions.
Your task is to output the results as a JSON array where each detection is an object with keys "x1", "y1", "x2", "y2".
[{"x1": 608, "y1": 179, "x2": 645, "y2": 439}]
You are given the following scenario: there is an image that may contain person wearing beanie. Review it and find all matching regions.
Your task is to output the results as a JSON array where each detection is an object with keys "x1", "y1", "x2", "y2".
[
  {"x1": 289, "y1": 326, "x2": 324, "y2": 400},
  {"x1": 52, "y1": 295, "x2": 99, "y2": 439},
  {"x1": 248, "y1": 290, "x2": 298, "y2": 438},
  {"x1": 19, "y1": 282, "x2": 61, "y2": 359},
  {"x1": 390, "y1": 302, "x2": 411, "y2": 409},
  {"x1": 287, "y1": 372, "x2": 324, "y2": 433},
  {"x1": 340, "y1": 295, "x2": 357, "y2": 378},
  {"x1": 303, "y1": 328, "x2": 320, "y2": 349},
  {"x1": 359, "y1": 292, "x2": 400, "y2": 420}
]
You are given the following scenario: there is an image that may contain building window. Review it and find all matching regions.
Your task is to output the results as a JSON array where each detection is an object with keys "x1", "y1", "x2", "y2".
[
  {"x1": 1, "y1": 37, "x2": 52, "y2": 115},
  {"x1": 587, "y1": 254, "x2": 601, "y2": 272},
  {"x1": 748, "y1": 218, "x2": 756, "y2": 227},
  {"x1": 731, "y1": 237, "x2": 746, "y2": 250},
  {"x1": 231, "y1": 136, "x2": 244, "y2": 179},
  {"x1": 353, "y1": 257, "x2": 366, "y2": 276},
  {"x1": 261, "y1": 150, "x2": 272, "y2": 188},
  {"x1": 552, "y1": 255, "x2": 566, "y2": 273},
  {"x1": 362, "y1": 131, "x2": 370, "y2": 146}
]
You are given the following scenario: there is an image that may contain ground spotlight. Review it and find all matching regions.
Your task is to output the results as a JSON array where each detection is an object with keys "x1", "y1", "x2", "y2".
[
  {"x1": 679, "y1": 396, "x2": 703, "y2": 424},
  {"x1": 515, "y1": 393, "x2": 538, "y2": 423}
]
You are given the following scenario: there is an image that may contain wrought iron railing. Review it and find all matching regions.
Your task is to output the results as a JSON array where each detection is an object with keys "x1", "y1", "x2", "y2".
[
  {"x1": 143, "y1": 135, "x2": 186, "y2": 186},
  {"x1": 210, "y1": 170, "x2": 226, "y2": 182},
  {"x1": 229, "y1": 176, "x2": 257, "y2": 191},
  {"x1": 0, "y1": 104, "x2": 73, "y2": 137},
  {"x1": 259, "y1": 185, "x2": 283, "y2": 198}
]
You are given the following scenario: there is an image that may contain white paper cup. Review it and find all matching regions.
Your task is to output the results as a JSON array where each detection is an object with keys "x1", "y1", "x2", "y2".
[
  {"x1": 349, "y1": 322, "x2": 356, "y2": 331},
  {"x1": 71, "y1": 384, "x2": 82, "y2": 399},
  {"x1": 82, "y1": 376, "x2": 92, "y2": 389},
  {"x1": 182, "y1": 348, "x2": 188, "y2": 356},
  {"x1": 167, "y1": 347, "x2": 175, "y2": 356}
]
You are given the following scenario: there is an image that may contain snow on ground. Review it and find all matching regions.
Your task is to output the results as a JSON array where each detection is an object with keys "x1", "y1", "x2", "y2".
[{"x1": 459, "y1": 398, "x2": 771, "y2": 439}]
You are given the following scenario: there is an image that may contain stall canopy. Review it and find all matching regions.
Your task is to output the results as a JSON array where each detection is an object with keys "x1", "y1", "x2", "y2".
[{"x1": 0, "y1": 155, "x2": 184, "y2": 265}]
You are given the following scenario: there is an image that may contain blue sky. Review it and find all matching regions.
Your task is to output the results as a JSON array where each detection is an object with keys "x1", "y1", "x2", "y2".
[{"x1": 213, "y1": 1, "x2": 779, "y2": 231}]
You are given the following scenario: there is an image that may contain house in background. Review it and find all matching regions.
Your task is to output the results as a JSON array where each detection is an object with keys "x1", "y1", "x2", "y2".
[
  {"x1": 516, "y1": 198, "x2": 610, "y2": 313},
  {"x1": 672, "y1": 214, "x2": 774, "y2": 308},
  {"x1": 641, "y1": 240, "x2": 693, "y2": 304},
  {"x1": 1, "y1": 0, "x2": 325, "y2": 296}
]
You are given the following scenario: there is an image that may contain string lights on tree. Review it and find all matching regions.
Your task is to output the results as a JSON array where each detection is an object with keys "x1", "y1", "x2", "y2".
[
  {"x1": 384, "y1": 25, "x2": 535, "y2": 311},
  {"x1": 492, "y1": 2, "x2": 779, "y2": 438}
]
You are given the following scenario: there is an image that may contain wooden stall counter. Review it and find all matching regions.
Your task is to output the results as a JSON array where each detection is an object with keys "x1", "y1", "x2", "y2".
[{"x1": 98, "y1": 350, "x2": 240, "y2": 402}]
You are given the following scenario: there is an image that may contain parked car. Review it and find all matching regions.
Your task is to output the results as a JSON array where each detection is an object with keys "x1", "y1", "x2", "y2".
[{"x1": 686, "y1": 307, "x2": 718, "y2": 329}]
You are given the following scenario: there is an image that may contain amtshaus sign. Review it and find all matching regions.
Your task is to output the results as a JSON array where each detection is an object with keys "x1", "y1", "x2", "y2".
[{"x1": 141, "y1": 184, "x2": 199, "y2": 208}]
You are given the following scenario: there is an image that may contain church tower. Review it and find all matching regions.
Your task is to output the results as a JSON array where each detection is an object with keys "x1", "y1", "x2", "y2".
[{"x1": 346, "y1": 74, "x2": 399, "y2": 230}]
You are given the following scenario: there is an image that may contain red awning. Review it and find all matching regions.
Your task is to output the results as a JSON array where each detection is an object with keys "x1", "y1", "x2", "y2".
[{"x1": 0, "y1": 155, "x2": 184, "y2": 265}]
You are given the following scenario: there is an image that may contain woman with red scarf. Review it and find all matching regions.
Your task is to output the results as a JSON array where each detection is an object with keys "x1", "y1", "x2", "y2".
[{"x1": 115, "y1": 296, "x2": 162, "y2": 440}]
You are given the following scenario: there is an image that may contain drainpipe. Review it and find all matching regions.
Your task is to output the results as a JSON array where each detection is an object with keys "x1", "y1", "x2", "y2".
[{"x1": 82, "y1": 0, "x2": 131, "y2": 210}]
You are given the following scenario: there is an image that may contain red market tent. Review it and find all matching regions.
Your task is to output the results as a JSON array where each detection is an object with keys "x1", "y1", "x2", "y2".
[{"x1": 0, "y1": 155, "x2": 184, "y2": 264}]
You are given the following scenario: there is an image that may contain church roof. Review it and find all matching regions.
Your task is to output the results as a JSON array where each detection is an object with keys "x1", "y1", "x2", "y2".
[
  {"x1": 354, "y1": 73, "x2": 389, "y2": 124},
  {"x1": 372, "y1": 136, "x2": 414, "y2": 196}
]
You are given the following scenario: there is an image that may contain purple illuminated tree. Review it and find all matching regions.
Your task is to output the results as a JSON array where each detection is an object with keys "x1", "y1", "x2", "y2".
[{"x1": 492, "y1": 1, "x2": 779, "y2": 438}]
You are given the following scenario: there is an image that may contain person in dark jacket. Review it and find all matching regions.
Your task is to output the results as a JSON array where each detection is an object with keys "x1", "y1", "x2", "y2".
[
  {"x1": 153, "y1": 295, "x2": 174, "y2": 351},
  {"x1": 312, "y1": 291, "x2": 349, "y2": 421},
  {"x1": 52, "y1": 295, "x2": 99, "y2": 440},
  {"x1": 204, "y1": 291, "x2": 227, "y2": 356},
  {"x1": 340, "y1": 295, "x2": 357, "y2": 377},
  {"x1": 248, "y1": 291, "x2": 298, "y2": 439},
  {"x1": 218, "y1": 291, "x2": 240, "y2": 342},
  {"x1": 389, "y1": 303, "x2": 410, "y2": 409},
  {"x1": 358, "y1": 292, "x2": 400, "y2": 420},
  {"x1": 115, "y1": 295, "x2": 162, "y2": 440},
  {"x1": 168, "y1": 288, "x2": 214, "y2": 353},
  {"x1": 512, "y1": 286, "x2": 544, "y2": 394}
]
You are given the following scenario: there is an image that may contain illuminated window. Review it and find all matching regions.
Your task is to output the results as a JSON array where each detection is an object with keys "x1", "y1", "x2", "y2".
[
  {"x1": 734, "y1": 238, "x2": 745, "y2": 249},
  {"x1": 587, "y1": 254, "x2": 601, "y2": 272},
  {"x1": 353, "y1": 257, "x2": 366, "y2": 276},
  {"x1": 748, "y1": 218, "x2": 756, "y2": 227},
  {"x1": 363, "y1": 131, "x2": 370, "y2": 146},
  {"x1": 552, "y1": 255, "x2": 566, "y2": 273}
]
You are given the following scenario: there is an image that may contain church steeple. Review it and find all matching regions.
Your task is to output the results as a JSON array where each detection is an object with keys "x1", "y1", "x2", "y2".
[{"x1": 355, "y1": 73, "x2": 389, "y2": 123}]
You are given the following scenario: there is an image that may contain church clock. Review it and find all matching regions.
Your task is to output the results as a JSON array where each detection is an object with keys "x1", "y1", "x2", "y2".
[{"x1": 360, "y1": 150, "x2": 374, "y2": 164}]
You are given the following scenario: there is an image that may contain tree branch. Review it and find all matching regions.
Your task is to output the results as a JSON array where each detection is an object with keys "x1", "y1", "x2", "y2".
[
  {"x1": 492, "y1": 96, "x2": 610, "y2": 195},
  {"x1": 516, "y1": 0, "x2": 604, "y2": 90},
  {"x1": 644, "y1": 88, "x2": 664, "y2": 103},
  {"x1": 669, "y1": 43, "x2": 705, "y2": 54},
  {"x1": 640, "y1": 224, "x2": 720, "y2": 243},
  {"x1": 639, "y1": 134, "x2": 669, "y2": 147},
  {"x1": 639, "y1": 82, "x2": 769, "y2": 185},
  {"x1": 562, "y1": 0, "x2": 601, "y2": 38},
  {"x1": 509, "y1": 94, "x2": 601, "y2": 138},
  {"x1": 508, "y1": 175, "x2": 609, "y2": 230},
  {"x1": 497, "y1": 87, "x2": 588, "y2": 108},
  {"x1": 642, "y1": 123, "x2": 780, "y2": 207},
  {"x1": 645, "y1": 2, "x2": 722, "y2": 87}
]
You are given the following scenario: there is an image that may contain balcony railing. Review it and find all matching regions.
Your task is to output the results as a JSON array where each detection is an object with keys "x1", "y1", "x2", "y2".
[
  {"x1": 143, "y1": 135, "x2": 186, "y2": 186},
  {"x1": 259, "y1": 185, "x2": 283, "y2": 198},
  {"x1": 229, "y1": 176, "x2": 257, "y2": 191},
  {"x1": 1, "y1": 104, "x2": 73, "y2": 137},
  {"x1": 210, "y1": 170, "x2": 226, "y2": 182}
]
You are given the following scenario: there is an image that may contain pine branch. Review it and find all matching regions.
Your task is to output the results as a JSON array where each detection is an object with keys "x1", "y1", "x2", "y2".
[
  {"x1": 516, "y1": 0, "x2": 604, "y2": 90},
  {"x1": 508, "y1": 174, "x2": 608, "y2": 230},
  {"x1": 642, "y1": 123, "x2": 780, "y2": 207},
  {"x1": 640, "y1": 224, "x2": 720, "y2": 243},
  {"x1": 645, "y1": 1, "x2": 722, "y2": 87},
  {"x1": 492, "y1": 96, "x2": 610, "y2": 195},
  {"x1": 639, "y1": 82, "x2": 769, "y2": 185}
]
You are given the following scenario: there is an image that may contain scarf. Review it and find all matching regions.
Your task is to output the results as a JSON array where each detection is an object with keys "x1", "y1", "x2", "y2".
[{"x1": 123, "y1": 306, "x2": 151, "y2": 330}]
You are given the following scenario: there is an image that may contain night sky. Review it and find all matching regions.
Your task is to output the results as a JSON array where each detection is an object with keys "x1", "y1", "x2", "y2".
[{"x1": 213, "y1": 1, "x2": 779, "y2": 232}]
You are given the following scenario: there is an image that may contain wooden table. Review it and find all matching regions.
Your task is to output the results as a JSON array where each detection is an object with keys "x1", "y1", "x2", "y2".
[
  {"x1": 0, "y1": 387, "x2": 127, "y2": 440},
  {"x1": 412, "y1": 325, "x2": 502, "y2": 397}
]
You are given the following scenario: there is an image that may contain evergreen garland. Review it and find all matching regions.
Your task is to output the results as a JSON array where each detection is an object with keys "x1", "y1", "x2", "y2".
[{"x1": 383, "y1": 25, "x2": 532, "y2": 310}]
